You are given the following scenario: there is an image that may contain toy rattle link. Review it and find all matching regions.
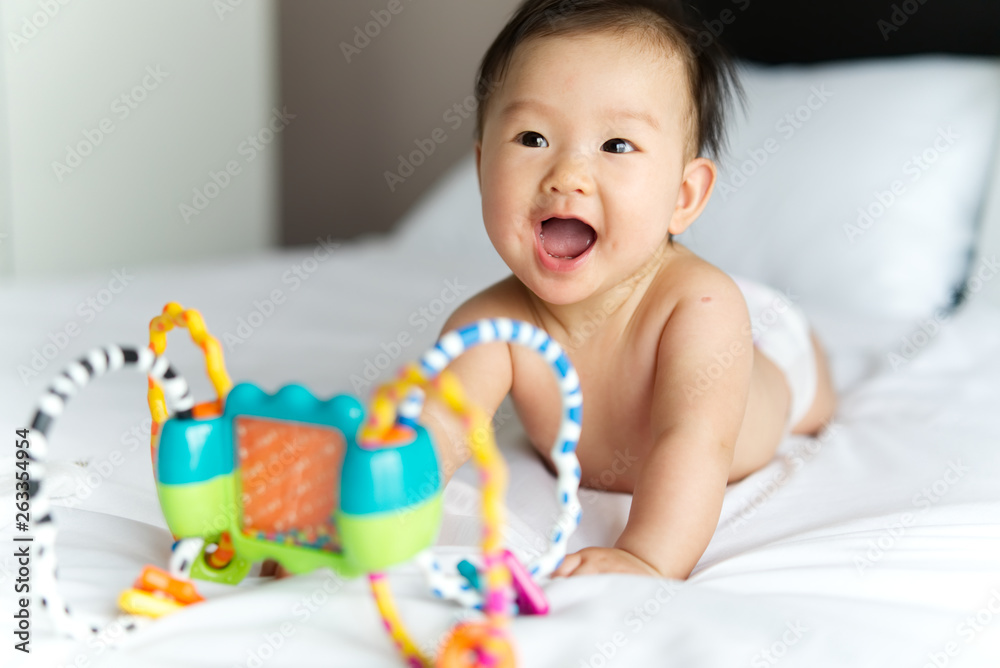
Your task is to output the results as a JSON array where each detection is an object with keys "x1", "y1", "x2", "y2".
[
  {"x1": 409, "y1": 319, "x2": 584, "y2": 605},
  {"x1": 365, "y1": 319, "x2": 584, "y2": 666},
  {"x1": 25, "y1": 345, "x2": 196, "y2": 639},
  {"x1": 25, "y1": 305, "x2": 584, "y2": 668}
]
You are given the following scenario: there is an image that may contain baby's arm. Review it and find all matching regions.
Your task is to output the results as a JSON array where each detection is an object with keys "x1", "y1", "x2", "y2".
[
  {"x1": 558, "y1": 273, "x2": 753, "y2": 579},
  {"x1": 418, "y1": 286, "x2": 515, "y2": 483}
]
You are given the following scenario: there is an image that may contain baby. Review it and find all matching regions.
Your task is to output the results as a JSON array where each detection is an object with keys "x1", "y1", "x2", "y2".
[{"x1": 421, "y1": 0, "x2": 837, "y2": 580}]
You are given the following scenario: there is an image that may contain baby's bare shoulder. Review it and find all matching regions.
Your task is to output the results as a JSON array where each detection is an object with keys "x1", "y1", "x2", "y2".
[
  {"x1": 442, "y1": 275, "x2": 536, "y2": 331},
  {"x1": 651, "y1": 249, "x2": 748, "y2": 328}
]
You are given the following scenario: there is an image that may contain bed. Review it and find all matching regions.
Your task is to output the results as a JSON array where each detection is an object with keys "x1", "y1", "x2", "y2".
[{"x1": 3, "y1": 55, "x2": 1000, "y2": 667}]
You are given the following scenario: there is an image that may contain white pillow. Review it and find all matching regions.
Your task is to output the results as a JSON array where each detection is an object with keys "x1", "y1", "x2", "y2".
[
  {"x1": 969, "y1": 127, "x2": 1000, "y2": 312},
  {"x1": 394, "y1": 152, "x2": 495, "y2": 254},
  {"x1": 679, "y1": 56, "x2": 1000, "y2": 322}
]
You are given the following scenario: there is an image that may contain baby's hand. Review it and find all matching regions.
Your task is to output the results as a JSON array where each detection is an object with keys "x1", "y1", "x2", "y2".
[
  {"x1": 553, "y1": 547, "x2": 660, "y2": 578},
  {"x1": 261, "y1": 559, "x2": 291, "y2": 579}
]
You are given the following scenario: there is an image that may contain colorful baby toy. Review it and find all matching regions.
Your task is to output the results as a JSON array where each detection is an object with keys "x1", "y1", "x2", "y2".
[{"x1": 25, "y1": 303, "x2": 584, "y2": 667}]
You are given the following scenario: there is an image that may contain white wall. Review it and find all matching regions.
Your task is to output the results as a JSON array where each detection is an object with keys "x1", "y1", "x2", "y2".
[
  {"x1": 280, "y1": 0, "x2": 521, "y2": 244},
  {"x1": 0, "y1": 0, "x2": 277, "y2": 279}
]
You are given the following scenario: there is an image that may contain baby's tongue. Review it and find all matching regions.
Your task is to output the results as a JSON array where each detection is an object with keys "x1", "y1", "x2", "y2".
[{"x1": 540, "y1": 218, "x2": 595, "y2": 259}]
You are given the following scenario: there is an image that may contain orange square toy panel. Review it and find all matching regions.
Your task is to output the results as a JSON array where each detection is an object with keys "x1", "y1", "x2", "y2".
[{"x1": 236, "y1": 416, "x2": 344, "y2": 552}]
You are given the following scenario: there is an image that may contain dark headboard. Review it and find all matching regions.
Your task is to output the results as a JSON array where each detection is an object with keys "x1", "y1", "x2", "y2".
[{"x1": 686, "y1": 1, "x2": 1000, "y2": 63}]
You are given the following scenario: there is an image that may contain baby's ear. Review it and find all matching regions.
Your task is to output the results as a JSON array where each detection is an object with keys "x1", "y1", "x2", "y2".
[
  {"x1": 475, "y1": 142, "x2": 483, "y2": 190},
  {"x1": 668, "y1": 157, "x2": 717, "y2": 236}
]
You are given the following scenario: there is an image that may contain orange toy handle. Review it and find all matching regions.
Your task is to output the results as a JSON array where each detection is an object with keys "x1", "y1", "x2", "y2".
[{"x1": 146, "y1": 303, "x2": 232, "y2": 450}]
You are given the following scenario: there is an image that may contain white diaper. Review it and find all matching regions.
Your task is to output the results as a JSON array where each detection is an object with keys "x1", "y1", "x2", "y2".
[{"x1": 733, "y1": 276, "x2": 817, "y2": 432}]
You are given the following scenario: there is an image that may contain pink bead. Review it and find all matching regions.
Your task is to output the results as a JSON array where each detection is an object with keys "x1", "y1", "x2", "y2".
[{"x1": 485, "y1": 590, "x2": 507, "y2": 614}]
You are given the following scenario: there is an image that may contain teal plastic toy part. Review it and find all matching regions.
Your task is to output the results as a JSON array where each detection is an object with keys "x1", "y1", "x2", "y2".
[
  {"x1": 157, "y1": 416, "x2": 233, "y2": 485},
  {"x1": 340, "y1": 422, "x2": 440, "y2": 514},
  {"x1": 224, "y1": 383, "x2": 365, "y2": 435}
]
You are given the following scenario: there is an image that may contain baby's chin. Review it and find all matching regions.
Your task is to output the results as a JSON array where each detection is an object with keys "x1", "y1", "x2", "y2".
[
  {"x1": 516, "y1": 269, "x2": 604, "y2": 308},
  {"x1": 491, "y1": 243, "x2": 605, "y2": 306}
]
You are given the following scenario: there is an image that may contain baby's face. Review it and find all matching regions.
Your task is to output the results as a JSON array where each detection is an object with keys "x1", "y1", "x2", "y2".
[{"x1": 477, "y1": 30, "x2": 696, "y2": 306}]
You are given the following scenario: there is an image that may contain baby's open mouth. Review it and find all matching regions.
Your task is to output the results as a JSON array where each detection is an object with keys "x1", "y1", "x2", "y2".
[{"x1": 539, "y1": 218, "x2": 596, "y2": 259}]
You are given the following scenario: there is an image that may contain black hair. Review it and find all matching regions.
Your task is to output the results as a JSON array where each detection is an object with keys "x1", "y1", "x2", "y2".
[{"x1": 474, "y1": 0, "x2": 745, "y2": 163}]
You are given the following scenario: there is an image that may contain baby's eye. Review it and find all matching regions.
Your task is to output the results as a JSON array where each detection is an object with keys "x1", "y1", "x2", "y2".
[
  {"x1": 517, "y1": 131, "x2": 549, "y2": 148},
  {"x1": 602, "y1": 138, "x2": 636, "y2": 154}
]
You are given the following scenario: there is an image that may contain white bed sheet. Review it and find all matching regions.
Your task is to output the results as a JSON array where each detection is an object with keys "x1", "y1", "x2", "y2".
[{"x1": 1, "y1": 188, "x2": 1000, "y2": 667}]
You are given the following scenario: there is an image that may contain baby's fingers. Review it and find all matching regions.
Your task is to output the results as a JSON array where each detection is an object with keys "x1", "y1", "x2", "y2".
[
  {"x1": 553, "y1": 551, "x2": 583, "y2": 577},
  {"x1": 562, "y1": 549, "x2": 619, "y2": 576}
]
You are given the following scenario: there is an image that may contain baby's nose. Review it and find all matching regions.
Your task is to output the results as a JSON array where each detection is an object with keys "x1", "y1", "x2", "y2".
[{"x1": 543, "y1": 153, "x2": 593, "y2": 195}]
